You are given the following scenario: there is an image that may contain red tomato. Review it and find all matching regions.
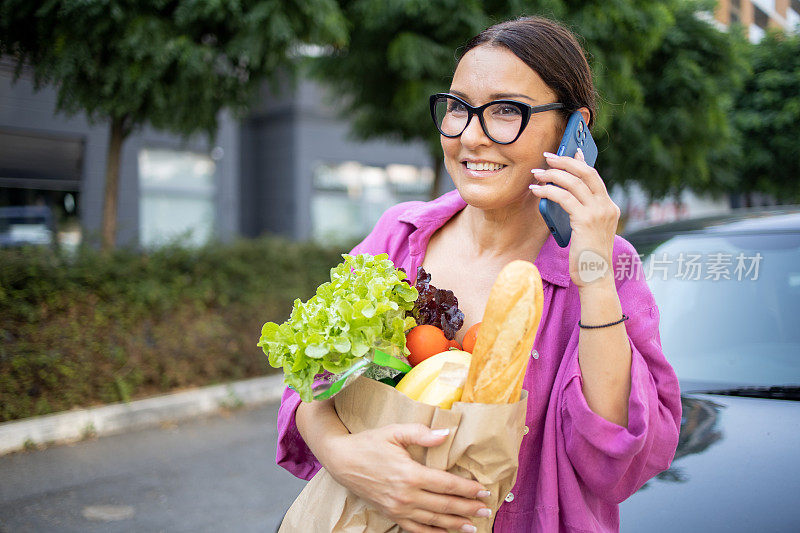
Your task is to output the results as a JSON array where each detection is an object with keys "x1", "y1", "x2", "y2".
[
  {"x1": 447, "y1": 339, "x2": 462, "y2": 351},
  {"x1": 462, "y1": 322, "x2": 481, "y2": 354},
  {"x1": 406, "y1": 325, "x2": 449, "y2": 366}
]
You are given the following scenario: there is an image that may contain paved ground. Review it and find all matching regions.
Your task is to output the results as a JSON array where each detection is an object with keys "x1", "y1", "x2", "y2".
[{"x1": 0, "y1": 403, "x2": 307, "y2": 532}]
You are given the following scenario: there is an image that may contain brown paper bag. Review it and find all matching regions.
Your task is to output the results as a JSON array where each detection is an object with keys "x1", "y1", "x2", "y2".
[{"x1": 279, "y1": 376, "x2": 528, "y2": 533}]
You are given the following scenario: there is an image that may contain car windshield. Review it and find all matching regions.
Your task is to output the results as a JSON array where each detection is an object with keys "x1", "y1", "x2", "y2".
[{"x1": 632, "y1": 232, "x2": 800, "y2": 389}]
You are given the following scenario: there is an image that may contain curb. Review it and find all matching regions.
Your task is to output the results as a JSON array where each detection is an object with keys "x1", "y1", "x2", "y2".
[{"x1": 0, "y1": 374, "x2": 287, "y2": 456}]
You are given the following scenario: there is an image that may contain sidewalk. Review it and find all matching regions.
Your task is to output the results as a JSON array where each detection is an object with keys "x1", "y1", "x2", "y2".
[{"x1": 0, "y1": 374, "x2": 286, "y2": 456}]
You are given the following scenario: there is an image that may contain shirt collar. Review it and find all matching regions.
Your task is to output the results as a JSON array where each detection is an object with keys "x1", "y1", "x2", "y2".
[{"x1": 397, "y1": 190, "x2": 571, "y2": 288}]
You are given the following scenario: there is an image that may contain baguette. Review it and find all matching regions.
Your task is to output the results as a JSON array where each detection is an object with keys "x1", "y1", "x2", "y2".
[{"x1": 461, "y1": 260, "x2": 544, "y2": 404}]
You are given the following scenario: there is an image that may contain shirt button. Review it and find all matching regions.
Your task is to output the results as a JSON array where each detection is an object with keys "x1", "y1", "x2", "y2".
[
  {"x1": 505, "y1": 492, "x2": 515, "y2": 503},
  {"x1": 523, "y1": 425, "x2": 529, "y2": 435}
]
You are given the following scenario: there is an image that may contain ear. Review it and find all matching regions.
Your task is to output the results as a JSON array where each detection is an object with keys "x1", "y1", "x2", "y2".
[{"x1": 577, "y1": 107, "x2": 591, "y2": 126}]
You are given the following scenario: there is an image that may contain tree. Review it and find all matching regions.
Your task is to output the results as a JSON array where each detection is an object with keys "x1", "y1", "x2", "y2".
[
  {"x1": 598, "y1": 0, "x2": 749, "y2": 199},
  {"x1": 0, "y1": 0, "x2": 347, "y2": 249},
  {"x1": 309, "y1": 0, "x2": 491, "y2": 197},
  {"x1": 734, "y1": 30, "x2": 800, "y2": 204},
  {"x1": 311, "y1": 0, "x2": 747, "y2": 201}
]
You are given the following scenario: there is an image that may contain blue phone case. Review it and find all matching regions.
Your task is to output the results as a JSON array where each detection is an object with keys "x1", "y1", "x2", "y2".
[{"x1": 538, "y1": 111, "x2": 598, "y2": 247}]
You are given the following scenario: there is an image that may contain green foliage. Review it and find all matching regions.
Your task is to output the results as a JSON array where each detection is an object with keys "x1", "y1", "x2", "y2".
[
  {"x1": 309, "y1": 0, "x2": 489, "y2": 157},
  {"x1": 219, "y1": 387, "x2": 245, "y2": 410},
  {"x1": 81, "y1": 422, "x2": 97, "y2": 440},
  {"x1": 0, "y1": 237, "x2": 347, "y2": 421},
  {"x1": 559, "y1": 0, "x2": 674, "y2": 126},
  {"x1": 600, "y1": 0, "x2": 749, "y2": 198},
  {"x1": 0, "y1": 0, "x2": 347, "y2": 137},
  {"x1": 259, "y1": 253, "x2": 418, "y2": 402},
  {"x1": 734, "y1": 30, "x2": 800, "y2": 203},
  {"x1": 311, "y1": 0, "x2": 748, "y2": 200}
]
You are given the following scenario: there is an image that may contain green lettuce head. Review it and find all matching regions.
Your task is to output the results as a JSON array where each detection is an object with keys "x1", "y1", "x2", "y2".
[{"x1": 258, "y1": 253, "x2": 418, "y2": 401}]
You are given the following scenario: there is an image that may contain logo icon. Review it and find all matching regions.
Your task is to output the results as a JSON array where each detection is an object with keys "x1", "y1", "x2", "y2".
[{"x1": 577, "y1": 249, "x2": 609, "y2": 283}]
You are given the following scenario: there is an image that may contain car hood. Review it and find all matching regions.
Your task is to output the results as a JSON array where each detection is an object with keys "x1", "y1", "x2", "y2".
[{"x1": 620, "y1": 393, "x2": 800, "y2": 532}]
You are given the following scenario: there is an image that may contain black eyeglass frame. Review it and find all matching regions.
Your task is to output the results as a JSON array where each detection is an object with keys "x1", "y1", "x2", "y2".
[{"x1": 429, "y1": 93, "x2": 565, "y2": 145}]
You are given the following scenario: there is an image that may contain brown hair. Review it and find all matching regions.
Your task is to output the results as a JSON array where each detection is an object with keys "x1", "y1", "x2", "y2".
[{"x1": 460, "y1": 16, "x2": 597, "y2": 128}]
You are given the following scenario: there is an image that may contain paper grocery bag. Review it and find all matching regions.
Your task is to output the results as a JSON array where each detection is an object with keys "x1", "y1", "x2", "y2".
[{"x1": 279, "y1": 377, "x2": 528, "y2": 533}]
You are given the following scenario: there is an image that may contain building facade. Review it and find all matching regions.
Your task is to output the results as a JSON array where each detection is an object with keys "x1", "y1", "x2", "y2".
[
  {"x1": 238, "y1": 78, "x2": 444, "y2": 245},
  {"x1": 0, "y1": 62, "x2": 438, "y2": 248},
  {"x1": 715, "y1": 0, "x2": 800, "y2": 40},
  {"x1": 0, "y1": 58, "x2": 241, "y2": 248}
]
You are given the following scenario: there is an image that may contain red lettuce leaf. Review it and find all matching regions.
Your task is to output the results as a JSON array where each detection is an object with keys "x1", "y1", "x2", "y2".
[{"x1": 406, "y1": 266, "x2": 465, "y2": 340}]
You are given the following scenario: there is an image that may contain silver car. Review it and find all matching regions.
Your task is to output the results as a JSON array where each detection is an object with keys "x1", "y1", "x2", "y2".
[{"x1": 620, "y1": 208, "x2": 800, "y2": 532}]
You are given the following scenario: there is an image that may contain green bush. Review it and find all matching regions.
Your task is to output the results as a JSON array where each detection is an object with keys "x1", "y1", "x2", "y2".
[{"x1": 0, "y1": 236, "x2": 349, "y2": 422}]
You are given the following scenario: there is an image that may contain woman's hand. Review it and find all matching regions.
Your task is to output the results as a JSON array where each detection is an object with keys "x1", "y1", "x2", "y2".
[
  {"x1": 529, "y1": 150, "x2": 633, "y2": 426},
  {"x1": 529, "y1": 149, "x2": 621, "y2": 289},
  {"x1": 322, "y1": 423, "x2": 492, "y2": 533}
]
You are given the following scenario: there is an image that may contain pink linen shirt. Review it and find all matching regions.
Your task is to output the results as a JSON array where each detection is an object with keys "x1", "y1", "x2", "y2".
[{"x1": 276, "y1": 189, "x2": 681, "y2": 532}]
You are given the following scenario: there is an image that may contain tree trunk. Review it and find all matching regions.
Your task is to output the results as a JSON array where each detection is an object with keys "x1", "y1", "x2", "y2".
[{"x1": 101, "y1": 117, "x2": 127, "y2": 251}]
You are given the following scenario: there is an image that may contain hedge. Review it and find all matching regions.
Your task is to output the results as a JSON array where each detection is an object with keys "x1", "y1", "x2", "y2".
[{"x1": 0, "y1": 237, "x2": 349, "y2": 422}]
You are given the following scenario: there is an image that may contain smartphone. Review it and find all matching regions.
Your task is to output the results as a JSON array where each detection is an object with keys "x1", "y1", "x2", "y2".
[{"x1": 538, "y1": 111, "x2": 598, "y2": 247}]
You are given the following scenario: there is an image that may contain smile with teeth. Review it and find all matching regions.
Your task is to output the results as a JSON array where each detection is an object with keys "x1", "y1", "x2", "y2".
[{"x1": 465, "y1": 161, "x2": 506, "y2": 171}]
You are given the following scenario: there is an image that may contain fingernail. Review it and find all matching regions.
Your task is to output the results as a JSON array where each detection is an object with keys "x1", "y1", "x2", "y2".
[
  {"x1": 460, "y1": 525, "x2": 477, "y2": 533},
  {"x1": 431, "y1": 428, "x2": 450, "y2": 436},
  {"x1": 543, "y1": 151, "x2": 558, "y2": 158},
  {"x1": 529, "y1": 184, "x2": 543, "y2": 190},
  {"x1": 576, "y1": 148, "x2": 584, "y2": 158},
  {"x1": 531, "y1": 168, "x2": 546, "y2": 174},
  {"x1": 477, "y1": 489, "x2": 491, "y2": 498},
  {"x1": 476, "y1": 508, "x2": 492, "y2": 518}
]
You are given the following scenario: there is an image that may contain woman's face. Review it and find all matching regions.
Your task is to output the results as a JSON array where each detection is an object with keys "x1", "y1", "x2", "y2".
[{"x1": 443, "y1": 44, "x2": 564, "y2": 210}]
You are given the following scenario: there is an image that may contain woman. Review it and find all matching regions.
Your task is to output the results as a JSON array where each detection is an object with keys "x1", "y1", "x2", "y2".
[{"x1": 277, "y1": 16, "x2": 681, "y2": 533}]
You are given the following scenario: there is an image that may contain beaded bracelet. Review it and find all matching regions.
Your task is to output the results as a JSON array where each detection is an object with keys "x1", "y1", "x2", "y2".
[{"x1": 578, "y1": 314, "x2": 629, "y2": 329}]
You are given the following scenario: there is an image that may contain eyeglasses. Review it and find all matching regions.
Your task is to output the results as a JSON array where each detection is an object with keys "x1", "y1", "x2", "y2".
[{"x1": 429, "y1": 93, "x2": 564, "y2": 144}]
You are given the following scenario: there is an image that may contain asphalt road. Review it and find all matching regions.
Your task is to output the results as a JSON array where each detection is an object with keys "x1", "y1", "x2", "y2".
[{"x1": 0, "y1": 404, "x2": 308, "y2": 532}]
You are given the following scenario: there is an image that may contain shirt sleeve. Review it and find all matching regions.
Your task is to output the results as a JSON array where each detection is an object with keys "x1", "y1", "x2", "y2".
[
  {"x1": 275, "y1": 384, "x2": 323, "y2": 480},
  {"x1": 559, "y1": 282, "x2": 682, "y2": 503},
  {"x1": 274, "y1": 206, "x2": 413, "y2": 479}
]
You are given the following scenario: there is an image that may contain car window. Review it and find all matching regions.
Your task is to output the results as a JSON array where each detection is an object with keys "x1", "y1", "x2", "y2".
[{"x1": 635, "y1": 232, "x2": 800, "y2": 388}]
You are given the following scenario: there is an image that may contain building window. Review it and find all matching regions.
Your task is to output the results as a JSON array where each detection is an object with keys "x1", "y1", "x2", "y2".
[
  {"x1": 311, "y1": 161, "x2": 433, "y2": 245},
  {"x1": 0, "y1": 129, "x2": 83, "y2": 249},
  {"x1": 0, "y1": 189, "x2": 81, "y2": 249},
  {"x1": 138, "y1": 149, "x2": 216, "y2": 247},
  {"x1": 754, "y1": 5, "x2": 770, "y2": 29},
  {"x1": 730, "y1": 0, "x2": 741, "y2": 24}
]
